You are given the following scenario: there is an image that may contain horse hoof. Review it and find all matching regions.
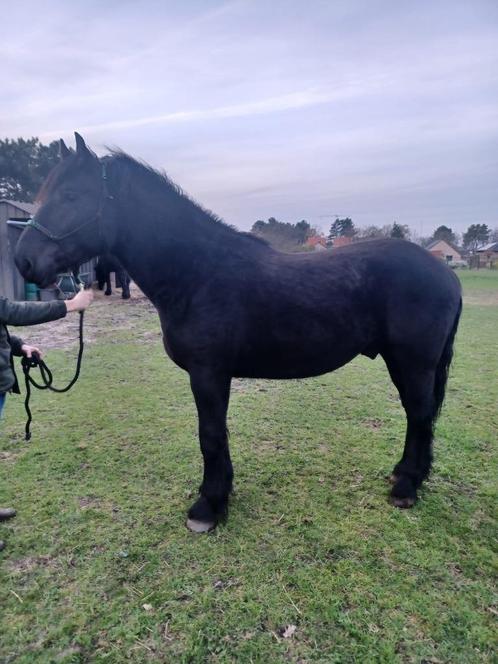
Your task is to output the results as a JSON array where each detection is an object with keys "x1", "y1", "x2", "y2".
[
  {"x1": 389, "y1": 495, "x2": 416, "y2": 508},
  {"x1": 186, "y1": 518, "x2": 215, "y2": 533},
  {"x1": 388, "y1": 474, "x2": 399, "y2": 485}
]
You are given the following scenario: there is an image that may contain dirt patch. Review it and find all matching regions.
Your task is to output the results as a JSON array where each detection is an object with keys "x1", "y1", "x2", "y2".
[
  {"x1": 15, "y1": 283, "x2": 159, "y2": 351},
  {"x1": 463, "y1": 291, "x2": 498, "y2": 306},
  {"x1": 361, "y1": 418, "x2": 383, "y2": 430},
  {"x1": 232, "y1": 378, "x2": 274, "y2": 393},
  {"x1": 0, "y1": 450, "x2": 24, "y2": 464},
  {"x1": 7, "y1": 554, "x2": 56, "y2": 574},
  {"x1": 78, "y1": 496, "x2": 102, "y2": 510}
]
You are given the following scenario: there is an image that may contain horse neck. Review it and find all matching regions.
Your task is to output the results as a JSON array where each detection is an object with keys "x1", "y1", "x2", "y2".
[{"x1": 105, "y1": 160, "x2": 243, "y2": 304}]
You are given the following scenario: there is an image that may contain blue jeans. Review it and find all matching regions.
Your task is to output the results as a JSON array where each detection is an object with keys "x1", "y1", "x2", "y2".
[{"x1": 0, "y1": 393, "x2": 5, "y2": 419}]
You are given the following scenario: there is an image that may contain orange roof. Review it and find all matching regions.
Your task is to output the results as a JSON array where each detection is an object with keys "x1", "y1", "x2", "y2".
[{"x1": 306, "y1": 235, "x2": 327, "y2": 247}]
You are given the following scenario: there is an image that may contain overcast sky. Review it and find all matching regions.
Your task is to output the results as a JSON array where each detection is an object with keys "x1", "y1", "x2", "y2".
[{"x1": 2, "y1": 0, "x2": 497, "y2": 236}]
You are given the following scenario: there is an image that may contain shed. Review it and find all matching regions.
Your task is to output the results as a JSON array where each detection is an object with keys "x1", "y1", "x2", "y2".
[
  {"x1": 0, "y1": 199, "x2": 37, "y2": 299},
  {"x1": 476, "y1": 242, "x2": 498, "y2": 268},
  {"x1": 0, "y1": 199, "x2": 96, "y2": 300}
]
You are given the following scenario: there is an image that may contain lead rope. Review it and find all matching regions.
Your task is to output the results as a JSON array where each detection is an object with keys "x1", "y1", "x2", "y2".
[{"x1": 21, "y1": 291, "x2": 85, "y2": 441}]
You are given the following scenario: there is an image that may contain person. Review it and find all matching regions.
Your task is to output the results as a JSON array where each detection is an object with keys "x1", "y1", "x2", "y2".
[{"x1": 0, "y1": 287, "x2": 94, "y2": 551}]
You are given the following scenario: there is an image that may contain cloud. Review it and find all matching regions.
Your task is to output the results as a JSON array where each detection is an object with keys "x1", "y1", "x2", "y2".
[
  {"x1": 38, "y1": 88, "x2": 367, "y2": 138},
  {"x1": 2, "y1": 0, "x2": 498, "y2": 234}
]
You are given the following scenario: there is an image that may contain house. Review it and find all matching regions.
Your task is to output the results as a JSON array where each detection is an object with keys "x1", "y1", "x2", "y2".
[
  {"x1": 305, "y1": 235, "x2": 327, "y2": 251},
  {"x1": 476, "y1": 242, "x2": 498, "y2": 268},
  {"x1": 0, "y1": 199, "x2": 96, "y2": 300},
  {"x1": 425, "y1": 239, "x2": 464, "y2": 264}
]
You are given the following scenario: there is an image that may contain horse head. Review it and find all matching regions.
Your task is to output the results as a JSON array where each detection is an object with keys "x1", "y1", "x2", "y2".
[{"x1": 15, "y1": 133, "x2": 110, "y2": 287}]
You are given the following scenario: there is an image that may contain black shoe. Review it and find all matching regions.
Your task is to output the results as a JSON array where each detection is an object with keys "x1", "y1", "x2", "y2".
[{"x1": 0, "y1": 508, "x2": 16, "y2": 521}]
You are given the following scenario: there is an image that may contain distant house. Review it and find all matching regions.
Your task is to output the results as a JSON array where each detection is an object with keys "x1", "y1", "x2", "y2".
[
  {"x1": 476, "y1": 242, "x2": 498, "y2": 268},
  {"x1": 426, "y1": 239, "x2": 464, "y2": 264},
  {"x1": 0, "y1": 199, "x2": 96, "y2": 300},
  {"x1": 305, "y1": 235, "x2": 327, "y2": 251}
]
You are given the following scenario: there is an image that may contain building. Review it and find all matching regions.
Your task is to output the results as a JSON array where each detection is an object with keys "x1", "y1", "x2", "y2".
[
  {"x1": 476, "y1": 242, "x2": 498, "y2": 268},
  {"x1": 425, "y1": 239, "x2": 464, "y2": 265},
  {"x1": 0, "y1": 199, "x2": 96, "y2": 300},
  {"x1": 0, "y1": 199, "x2": 37, "y2": 299},
  {"x1": 305, "y1": 235, "x2": 327, "y2": 251}
]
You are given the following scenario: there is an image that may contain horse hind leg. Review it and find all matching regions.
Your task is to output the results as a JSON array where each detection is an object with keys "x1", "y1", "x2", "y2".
[
  {"x1": 104, "y1": 273, "x2": 112, "y2": 296},
  {"x1": 384, "y1": 354, "x2": 438, "y2": 508},
  {"x1": 120, "y1": 271, "x2": 131, "y2": 299},
  {"x1": 385, "y1": 300, "x2": 461, "y2": 507}
]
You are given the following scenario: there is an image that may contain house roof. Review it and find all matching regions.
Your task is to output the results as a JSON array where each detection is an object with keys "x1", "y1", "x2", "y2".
[
  {"x1": 426, "y1": 239, "x2": 463, "y2": 254},
  {"x1": 477, "y1": 242, "x2": 498, "y2": 252},
  {"x1": 0, "y1": 199, "x2": 38, "y2": 215},
  {"x1": 306, "y1": 235, "x2": 326, "y2": 246}
]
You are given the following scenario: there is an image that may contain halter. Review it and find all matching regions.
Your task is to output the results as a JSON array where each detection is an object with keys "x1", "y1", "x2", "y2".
[{"x1": 25, "y1": 161, "x2": 113, "y2": 244}]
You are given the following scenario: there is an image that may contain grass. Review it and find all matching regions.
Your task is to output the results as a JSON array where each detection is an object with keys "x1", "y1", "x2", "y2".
[{"x1": 1, "y1": 270, "x2": 497, "y2": 663}]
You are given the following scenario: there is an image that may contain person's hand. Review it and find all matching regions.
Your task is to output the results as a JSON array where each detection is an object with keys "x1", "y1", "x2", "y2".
[
  {"x1": 21, "y1": 344, "x2": 43, "y2": 360},
  {"x1": 66, "y1": 288, "x2": 94, "y2": 313}
]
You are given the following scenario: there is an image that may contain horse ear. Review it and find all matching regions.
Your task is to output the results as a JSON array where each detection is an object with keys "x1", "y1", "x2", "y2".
[
  {"x1": 59, "y1": 139, "x2": 71, "y2": 160},
  {"x1": 74, "y1": 132, "x2": 91, "y2": 157}
]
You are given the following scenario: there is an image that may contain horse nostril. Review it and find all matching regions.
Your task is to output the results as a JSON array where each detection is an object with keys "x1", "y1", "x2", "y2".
[{"x1": 16, "y1": 256, "x2": 33, "y2": 280}]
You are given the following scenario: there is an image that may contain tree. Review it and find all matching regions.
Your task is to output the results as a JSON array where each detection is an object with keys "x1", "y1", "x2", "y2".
[
  {"x1": 432, "y1": 225, "x2": 455, "y2": 244},
  {"x1": 463, "y1": 224, "x2": 490, "y2": 253},
  {"x1": 489, "y1": 227, "x2": 498, "y2": 243},
  {"x1": 251, "y1": 217, "x2": 313, "y2": 251},
  {"x1": 327, "y1": 217, "x2": 356, "y2": 241},
  {"x1": 356, "y1": 225, "x2": 384, "y2": 240},
  {"x1": 390, "y1": 222, "x2": 408, "y2": 239},
  {"x1": 0, "y1": 137, "x2": 60, "y2": 202},
  {"x1": 295, "y1": 219, "x2": 311, "y2": 243}
]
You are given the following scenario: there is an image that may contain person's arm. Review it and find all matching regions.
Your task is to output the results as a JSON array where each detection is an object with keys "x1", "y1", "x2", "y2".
[
  {"x1": 0, "y1": 290, "x2": 93, "y2": 327},
  {"x1": 0, "y1": 296, "x2": 66, "y2": 327}
]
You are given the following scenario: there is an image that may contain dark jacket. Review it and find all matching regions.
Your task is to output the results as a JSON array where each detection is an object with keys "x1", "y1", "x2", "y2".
[{"x1": 0, "y1": 297, "x2": 67, "y2": 393}]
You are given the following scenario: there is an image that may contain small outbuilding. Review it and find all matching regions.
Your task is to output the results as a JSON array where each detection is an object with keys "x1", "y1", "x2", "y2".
[
  {"x1": 476, "y1": 242, "x2": 498, "y2": 268},
  {"x1": 0, "y1": 199, "x2": 96, "y2": 300},
  {"x1": 0, "y1": 199, "x2": 37, "y2": 299}
]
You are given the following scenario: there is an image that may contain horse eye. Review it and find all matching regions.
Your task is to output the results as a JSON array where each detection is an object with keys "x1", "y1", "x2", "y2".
[{"x1": 64, "y1": 191, "x2": 78, "y2": 202}]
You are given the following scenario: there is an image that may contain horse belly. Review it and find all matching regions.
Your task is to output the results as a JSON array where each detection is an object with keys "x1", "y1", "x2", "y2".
[{"x1": 233, "y1": 334, "x2": 363, "y2": 379}]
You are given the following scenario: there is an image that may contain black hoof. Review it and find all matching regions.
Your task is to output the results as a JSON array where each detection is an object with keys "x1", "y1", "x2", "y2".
[
  {"x1": 390, "y1": 475, "x2": 417, "y2": 508},
  {"x1": 187, "y1": 495, "x2": 228, "y2": 533}
]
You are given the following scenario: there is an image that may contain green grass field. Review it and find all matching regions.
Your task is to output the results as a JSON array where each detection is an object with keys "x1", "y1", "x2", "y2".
[{"x1": 1, "y1": 270, "x2": 497, "y2": 663}]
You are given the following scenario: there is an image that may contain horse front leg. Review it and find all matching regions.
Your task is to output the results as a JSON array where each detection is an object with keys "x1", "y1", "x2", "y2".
[{"x1": 187, "y1": 369, "x2": 233, "y2": 533}]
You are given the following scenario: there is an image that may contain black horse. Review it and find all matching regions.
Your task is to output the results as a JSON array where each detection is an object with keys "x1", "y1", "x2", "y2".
[
  {"x1": 95, "y1": 253, "x2": 131, "y2": 299},
  {"x1": 15, "y1": 133, "x2": 462, "y2": 533}
]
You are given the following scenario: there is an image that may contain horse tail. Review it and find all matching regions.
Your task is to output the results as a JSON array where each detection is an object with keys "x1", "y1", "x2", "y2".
[{"x1": 433, "y1": 296, "x2": 462, "y2": 420}]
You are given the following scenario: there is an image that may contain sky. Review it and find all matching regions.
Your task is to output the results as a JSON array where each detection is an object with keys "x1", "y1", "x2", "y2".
[{"x1": 2, "y1": 0, "x2": 498, "y2": 236}]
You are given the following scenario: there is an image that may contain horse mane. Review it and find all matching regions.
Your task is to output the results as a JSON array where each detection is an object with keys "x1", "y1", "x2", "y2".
[{"x1": 106, "y1": 149, "x2": 270, "y2": 248}]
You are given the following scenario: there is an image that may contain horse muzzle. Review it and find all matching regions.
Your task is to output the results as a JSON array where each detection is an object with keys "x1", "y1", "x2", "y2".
[{"x1": 14, "y1": 232, "x2": 62, "y2": 288}]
